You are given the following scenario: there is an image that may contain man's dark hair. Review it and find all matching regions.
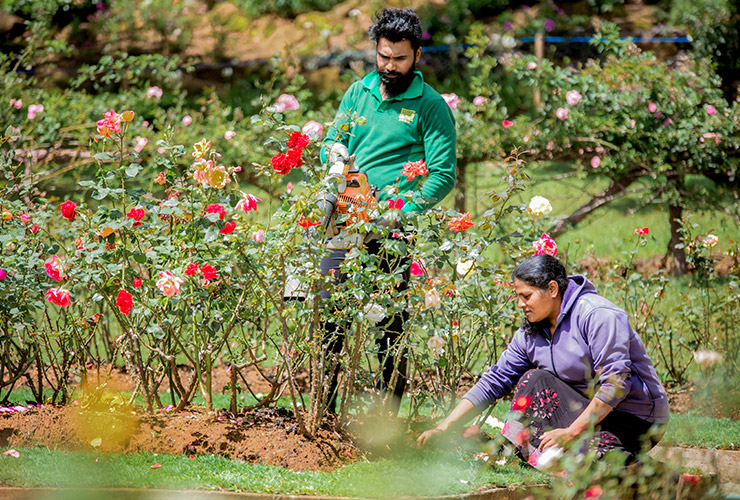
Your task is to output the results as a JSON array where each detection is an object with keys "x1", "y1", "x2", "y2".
[
  {"x1": 511, "y1": 254, "x2": 570, "y2": 336},
  {"x1": 368, "y1": 8, "x2": 423, "y2": 51}
]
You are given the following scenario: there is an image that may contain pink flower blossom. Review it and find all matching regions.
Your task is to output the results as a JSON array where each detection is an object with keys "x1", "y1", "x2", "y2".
[
  {"x1": 410, "y1": 259, "x2": 424, "y2": 276},
  {"x1": 663, "y1": 118, "x2": 673, "y2": 126},
  {"x1": 44, "y1": 255, "x2": 66, "y2": 282},
  {"x1": 565, "y1": 90, "x2": 582, "y2": 106},
  {"x1": 441, "y1": 93, "x2": 459, "y2": 109},
  {"x1": 96, "y1": 109, "x2": 121, "y2": 137},
  {"x1": 27, "y1": 104, "x2": 44, "y2": 120},
  {"x1": 224, "y1": 130, "x2": 236, "y2": 140},
  {"x1": 473, "y1": 96, "x2": 488, "y2": 107},
  {"x1": 706, "y1": 105, "x2": 717, "y2": 115},
  {"x1": 388, "y1": 198, "x2": 405, "y2": 210},
  {"x1": 146, "y1": 86, "x2": 163, "y2": 100},
  {"x1": 401, "y1": 159, "x2": 428, "y2": 181},
  {"x1": 3, "y1": 449, "x2": 20, "y2": 458},
  {"x1": 134, "y1": 136, "x2": 148, "y2": 152},
  {"x1": 273, "y1": 94, "x2": 299, "y2": 113},
  {"x1": 555, "y1": 107, "x2": 569, "y2": 120},
  {"x1": 0, "y1": 268, "x2": 6, "y2": 280},
  {"x1": 156, "y1": 271, "x2": 183, "y2": 297},
  {"x1": 286, "y1": 182, "x2": 293, "y2": 194},
  {"x1": 182, "y1": 115, "x2": 193, "y2": 126},
  {"x1": 533, "y1": 233, "x2": 557, "y2": 256},
  {"x1": 206, "y1": 203, "x2": 226, "y2": 220},
  {"x1": 584, "y1": 485, "x2": 603, "y2": 498},
  {"x1": 236, "y1": 193, "x2": 261, "y2": 213},
  {"x1": 648, "y1": 102, "x2": 657, "y2": 113},
  {"x1": 630, "y1": 119, "x2": 636, "y2": 128},
  {"x1": 157, "y1": 146, "x2": 167, "y2": 154},
  {"x1": 251, "y1": 229, "x2": 265, "y2": 242},
  {"x1": 302, "y1": 120, "x2": 323, "y2": 139},
  {"x1": 590, "y1": 156, "x2": 600, "y2": 168},
  {"x1": 701, "y1": 234, "x2": 719, "y2": 247},
  {"x1": 9, "y1": 98, "x2": 22, "y2": 109},
  {"x1": 527, "y1": 61, "x2": 537, "y2": 70},
  {"x1": 502, "y1": 120, "x2": 513, "y2": 128},
  {"x1": 45, "y1": 288, "x2": 72, "y2": 307}
]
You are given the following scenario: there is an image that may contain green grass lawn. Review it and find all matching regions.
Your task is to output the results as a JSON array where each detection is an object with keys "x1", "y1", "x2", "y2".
[{"x1": 0, "y1": 447, "x2": 547, "y2": 498}]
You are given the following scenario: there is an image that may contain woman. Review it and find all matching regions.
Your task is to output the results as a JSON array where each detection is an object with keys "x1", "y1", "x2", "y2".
[{"x1": 417, "y1": 255, "x2": 669, "y2": 469}]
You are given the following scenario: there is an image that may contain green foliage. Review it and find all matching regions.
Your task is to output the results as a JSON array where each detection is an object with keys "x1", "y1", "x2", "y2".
[{"x1": 229, "y1": 0, "x2": 345, "y2": 18}]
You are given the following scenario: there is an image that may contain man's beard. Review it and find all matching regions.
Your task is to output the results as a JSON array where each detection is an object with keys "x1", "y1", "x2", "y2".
[{"x1": 377, "y1": 60, "x2": 416, "y2": 98}]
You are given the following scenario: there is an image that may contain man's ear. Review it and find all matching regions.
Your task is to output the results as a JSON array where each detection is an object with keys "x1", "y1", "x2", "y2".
[{"x1": 415, "y1": 47, "x2": 421, "y2": 64}]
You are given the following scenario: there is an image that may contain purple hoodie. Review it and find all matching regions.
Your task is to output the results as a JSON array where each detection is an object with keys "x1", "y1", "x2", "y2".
[{"x1": 463, "y1": 276, "x2": 670, "y2": 423}]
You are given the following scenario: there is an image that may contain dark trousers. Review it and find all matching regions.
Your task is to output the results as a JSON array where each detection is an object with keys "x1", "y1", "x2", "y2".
[
  {"x1": 319, "y1": 238, "x2": 410, "y2": 414},
  {"x1": 503, "y1": 369, "x2": 663, "y2": 469}
]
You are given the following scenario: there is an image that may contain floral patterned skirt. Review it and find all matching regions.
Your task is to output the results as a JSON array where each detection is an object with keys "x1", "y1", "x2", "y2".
[{"x1": 501, "y1": 369, "x2": 661, "y2": 470}]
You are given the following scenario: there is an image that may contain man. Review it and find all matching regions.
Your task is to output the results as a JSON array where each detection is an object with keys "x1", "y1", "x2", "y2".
[{"x1": 319, "y1": 8, "x2": 457, "y2": 414}]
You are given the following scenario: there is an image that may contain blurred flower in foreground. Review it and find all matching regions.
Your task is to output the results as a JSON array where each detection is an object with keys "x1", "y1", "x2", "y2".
[
  {"x1": 527, "y1": 196, "x2": 552, "y2": 218},
  {"x1": 693, "y1": 349, "x2": 722, "y2": 369}
]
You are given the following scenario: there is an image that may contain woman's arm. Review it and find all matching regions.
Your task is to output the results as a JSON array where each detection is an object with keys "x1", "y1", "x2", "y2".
[
  {"x1": 538, "y1": 396, "x2": 613, "y2": 450},
  {"x1": 416, "y1": 398, "x2": 478, "y2": 447}
]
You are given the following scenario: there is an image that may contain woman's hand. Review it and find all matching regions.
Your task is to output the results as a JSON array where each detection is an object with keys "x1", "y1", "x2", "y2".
[
  {"x1": 417, "y1": 427, "x2": 444, "y2": 447},
  {"x1": 538, "y1": 427, "x2": 575, "y2": 451}
]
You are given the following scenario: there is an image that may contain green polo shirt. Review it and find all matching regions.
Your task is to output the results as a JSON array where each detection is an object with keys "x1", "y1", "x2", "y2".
[{"x1": 323, "y1": 70, "x2": 456, "y2": 213}]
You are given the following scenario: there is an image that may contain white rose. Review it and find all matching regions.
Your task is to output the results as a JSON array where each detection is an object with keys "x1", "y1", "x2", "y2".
[
  {"x1": 528, "y1": 196, "x2": 553, "y2": 218},
  {"x1": 363, "y1": 303, "x2": 386, "y2": 324},
  {"x1": 693, "y1": 349, "x2": 723, "y2": 369},
  {"x1": 424, "y1": 289, "x2": 441, "y2": 309},
  {"x1": 456, "y1": 259, "x2": 475, "y2": 277},
  {"x1": 427, "y1": 334, "x2": 446, "y2": 357}
]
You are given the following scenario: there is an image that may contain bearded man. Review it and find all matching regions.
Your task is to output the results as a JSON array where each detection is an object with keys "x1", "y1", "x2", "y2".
[{"x1": 319, "y1": 8, "x2": 457, "y2": 414}]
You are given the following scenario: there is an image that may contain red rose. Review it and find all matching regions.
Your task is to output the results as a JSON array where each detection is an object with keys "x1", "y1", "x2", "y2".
[
  {"x1": 200, "y1": 264, "x2": 218, "y2": 280},
  {"x1": 220, "y1": 221, "x2": 236, "y2": 234},
  {"x1": 126, "y1": 207, "x2": 146, "y2": 227},
  {"x1": 633, "y1": 227, "x2": 649, "y2": 236},
  {"x1": 297, "y1": 216, "x2": 321, "y2": 228},
  {"x1": 116, "y1": 289, "x2": 133, "y2": 315},
  {"x1": 45, "y1": 288, "x2": 72, "y2": 307},
  {"x1": 271, "y1": 153, "x2": 291, "y2": 175},
  {"x1": 60, "y1": 201, "x2": 77, "y2": 221},
  {"x1": 286, "y1": 132, "x2": 310, "y2": 150},
  {"x1": 185, "y1": 262, "x2": 199, "y2": 276},
  {"x1": 132, "y1": 278, "x2": 142, "y2": 288},
  {"x1": 205, "y1": 204, "x2": 226, "y2": 220},
  {"x1": 286, "y1": 147, "x2": 303, "y2": 168}
]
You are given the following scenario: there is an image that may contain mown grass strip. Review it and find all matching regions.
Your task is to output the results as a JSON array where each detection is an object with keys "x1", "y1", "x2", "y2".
[{"x1": 0, "y1": 447, "x2": 546, "y2": 498}]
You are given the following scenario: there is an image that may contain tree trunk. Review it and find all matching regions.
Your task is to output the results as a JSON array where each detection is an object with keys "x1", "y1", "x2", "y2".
[
  {"x1": 550, "y1": 173, "x2": 639, "y2": 237},
  {"x1": 455, "y1": 160, "x2": 467, "y2": 213},
  {"x1": 668, "y1": 204, "x2": 688, "y2": 276}
]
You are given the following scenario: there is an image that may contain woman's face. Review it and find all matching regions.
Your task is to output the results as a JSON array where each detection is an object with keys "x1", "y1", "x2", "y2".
[{"x1": 513, "y1": 278, "x2": 561, "y2": 325}]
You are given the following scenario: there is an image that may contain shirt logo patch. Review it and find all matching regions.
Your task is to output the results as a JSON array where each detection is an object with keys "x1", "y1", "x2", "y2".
[{"x1": 398, "y1": 108, "x2": 416, "y2": 124}]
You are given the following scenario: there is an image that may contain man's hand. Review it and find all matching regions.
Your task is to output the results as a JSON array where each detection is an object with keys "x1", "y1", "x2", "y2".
[{"x1": 416, "y1": 427, "x2": 444, "y2": 447}]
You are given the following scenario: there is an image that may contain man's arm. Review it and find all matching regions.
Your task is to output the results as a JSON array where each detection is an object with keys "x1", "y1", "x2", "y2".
[{"x1": 403, "y1": 97, "x2": 456, "y2": 212}]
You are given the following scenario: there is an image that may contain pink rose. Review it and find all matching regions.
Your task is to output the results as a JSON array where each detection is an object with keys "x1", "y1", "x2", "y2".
[
  {"x1": 156, "y1": 271, "x2": 184, "y2": 297},
  {"x1": 251, "y1": 229, "x2": 265, "y2": 242},
  {"x1": 302, "y1": 120, "x2": 323, "y2": 140},
  {"x1": 273, "y1": 94, "x2": 299, "y2": 113},
  {"x1": 590, "y1": 156, "x2": 600, "y2": 168},
  {"x1": 527, "y1": 61, "x2": 537, "y2": 70},
  {"x1": 565, "y1": 90, "x2": 582, "y2": 106},
  {"x1": 533, "y1": 233, "x2": 557, "y2": 256},
  {"x1": 146, "y1": 86, "x2": 163, "y2": 100},
  {"x1": 555, "y1": 107, "x2": 569, "y2": 120},
  {"x1": 648, "y1": 102, "x2": 657, "y2": 113},
  {"x1": 182, "y1": 115, "x2": 193, "y2": 126},
  {"x1": 502, "y1": 120, "x2": 513, "y2": 128},
  {"x1": 44, "y1": 256, "x2": 66, "y2": 282},
  {"x1": 45, "y1": 288, "x2": 72, "y2": 307},
  {"x1": 134, "y1": 136, "x2": 148, "y2": 152},
  {"x1": 236, "y1": 193, "x2": 261, "y2": 213},
  {"x1": 473, "y1": 96, "x2": 488, "y2": 107},
  {"x1": 224, "y1": 130, "x2": 236, "y2": 140},
  {"x1": 410, "y1": 260, "x2": 424, "y2": 277},
  {"x1": 0, "y1": 268, "x2": 6, "y2": 280},
  {"x1": 706, "y1": 105, "x2": 717, "y2": 115},
  {"x1": 27, "y1": 104, "x2": 44, "y2": 120},
  {"x1": 441, "y1": 93, "x2": 459, "y2": 110}
]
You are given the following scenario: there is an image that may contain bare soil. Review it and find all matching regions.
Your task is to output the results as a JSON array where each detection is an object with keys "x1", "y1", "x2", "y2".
[{"x1": 0, "y1": 403, "x2": 354, "y2": 472}]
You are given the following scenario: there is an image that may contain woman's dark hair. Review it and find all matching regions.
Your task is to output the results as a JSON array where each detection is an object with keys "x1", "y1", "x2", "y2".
[
  {"x1": 368, "y1": 8, "x2": 423, "y2": 51},
  {"x1": 511, "y1": 255, "x2": 569, "y2": 335}
]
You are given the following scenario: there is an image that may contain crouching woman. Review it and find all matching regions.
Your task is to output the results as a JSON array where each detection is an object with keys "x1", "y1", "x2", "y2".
[{"x1": 417, "y1": 254, "x2": 669, "y2": 469}]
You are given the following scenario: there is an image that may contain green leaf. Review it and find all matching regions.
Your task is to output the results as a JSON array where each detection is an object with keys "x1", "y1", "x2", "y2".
[
  {"x1": 124, "y1": 164, "x2": 141, "y2": 178},
  {"x1": 93, "y1": 152, "x2": 114, "y2": 161}
]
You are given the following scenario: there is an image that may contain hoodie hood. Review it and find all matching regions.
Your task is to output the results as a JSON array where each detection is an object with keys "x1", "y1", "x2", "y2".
[{"x1": 558, "y1": 275, "x2": 597, "y2": 322}]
